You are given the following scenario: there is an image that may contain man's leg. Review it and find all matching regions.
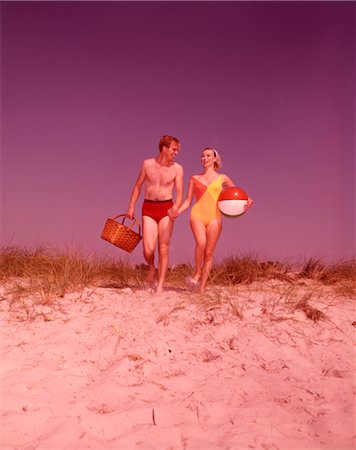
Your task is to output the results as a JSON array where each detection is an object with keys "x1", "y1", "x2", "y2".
[
  {"x1": 156, "y1": 216, "x2": 174, "y2": 294},
  {"x1": 142, "y1": 216, "x2": 158, "y2": 285}
]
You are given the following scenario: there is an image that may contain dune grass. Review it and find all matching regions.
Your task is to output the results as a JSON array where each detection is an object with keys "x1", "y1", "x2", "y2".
[{"x1": 0, "y1": 246, "x2": 354, "y2": 321}]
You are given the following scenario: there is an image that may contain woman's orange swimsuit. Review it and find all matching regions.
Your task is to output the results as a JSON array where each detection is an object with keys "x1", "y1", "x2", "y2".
[{"x1": 190, "y1": 174, "x2": 223, "y2": 226}]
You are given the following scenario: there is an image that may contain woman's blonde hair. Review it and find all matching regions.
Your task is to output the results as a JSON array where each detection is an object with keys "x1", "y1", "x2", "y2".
[{"x1": 203, "y1": 147, "x2": 222, "y2": 169}]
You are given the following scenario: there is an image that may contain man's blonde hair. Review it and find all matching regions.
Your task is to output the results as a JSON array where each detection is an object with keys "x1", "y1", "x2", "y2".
[{"x1": 159, "y1": 135, "x2": 180, "y2": 152}]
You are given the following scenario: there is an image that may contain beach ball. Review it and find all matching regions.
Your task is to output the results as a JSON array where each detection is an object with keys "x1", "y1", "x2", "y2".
[{"x1": 218, "y1": 186, "x2": 249, "y2": 217}]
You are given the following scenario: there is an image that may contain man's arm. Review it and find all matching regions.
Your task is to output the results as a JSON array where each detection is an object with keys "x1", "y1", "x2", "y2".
[
  {"x1": 126, "y1": 162, "x2": 146, "y2": 219},
  {"x1": 169, "y1": 163, "x2": 184, "y2": 220},
  {"x1": 177, "y1": 176, "x2": 194, "y2": 215}
]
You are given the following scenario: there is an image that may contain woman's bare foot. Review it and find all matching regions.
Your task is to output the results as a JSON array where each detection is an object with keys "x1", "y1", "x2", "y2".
[{"x1": 185, "y1": 277, "x2": 199, "y2": 290}]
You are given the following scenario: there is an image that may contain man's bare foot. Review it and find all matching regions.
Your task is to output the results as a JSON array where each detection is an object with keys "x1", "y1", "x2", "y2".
[
  {"x1": 155, "y1": 283, "x2": 164, "y2": 295},
  {"x1": 145, "y1": 266, "x2": 156, "y2": 286},
  {"x1": 192, "y1": 272, "x2": 201, "y2": 283}
]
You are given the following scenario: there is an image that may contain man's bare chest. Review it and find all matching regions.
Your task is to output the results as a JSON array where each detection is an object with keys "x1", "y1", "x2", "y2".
[{"x1": 146, "y1": 166, "x2": 176, "y2": 186}]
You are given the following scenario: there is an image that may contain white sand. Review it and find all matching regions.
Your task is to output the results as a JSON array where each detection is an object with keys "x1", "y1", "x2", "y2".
[{"x1": 0, "y1": 281, "x2": 355, "y2": 449}]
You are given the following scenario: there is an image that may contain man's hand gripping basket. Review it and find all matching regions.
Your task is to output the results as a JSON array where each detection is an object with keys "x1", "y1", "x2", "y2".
[{"x1": 101, "y1": 214, "x2": 142, "y2": 253}]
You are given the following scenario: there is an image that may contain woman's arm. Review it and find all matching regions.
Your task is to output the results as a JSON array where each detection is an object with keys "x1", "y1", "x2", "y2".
[
  {"x1": 222, "y1": 174, "x2": 253, "y2": 210},
  {"x1": 222, "y1": 174, "x2": 235, "y2": 189}
]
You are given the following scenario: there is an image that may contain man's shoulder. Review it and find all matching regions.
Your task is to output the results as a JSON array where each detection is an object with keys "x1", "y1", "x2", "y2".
[
  {"x1": 142, "y1": 158, "x2": 156, "y2": 169},
  {"x1": 173, "y1": 161, "x2": 183, "y2": 171},
  {"x1": 143, "y1": 157, "x2": 156, "y2": 165}
]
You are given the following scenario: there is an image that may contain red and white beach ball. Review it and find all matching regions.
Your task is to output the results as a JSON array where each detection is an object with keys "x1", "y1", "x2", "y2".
[{"x1": 218, "y1": 186, "x2": 249, "y2": 217}]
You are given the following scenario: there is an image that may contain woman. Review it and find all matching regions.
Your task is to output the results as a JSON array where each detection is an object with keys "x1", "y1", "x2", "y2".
[{"x1": 178, "y1": 147, "x2": 252, "y2": 292}]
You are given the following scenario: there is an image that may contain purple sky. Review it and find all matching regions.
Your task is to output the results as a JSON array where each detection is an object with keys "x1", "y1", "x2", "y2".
[{"x1": 1, "y1": 1, "x2": 355, "y2": 265}]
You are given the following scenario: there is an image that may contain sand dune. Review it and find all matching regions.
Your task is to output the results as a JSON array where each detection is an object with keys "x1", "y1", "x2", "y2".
[{"x1": 0, "y1": 281, "x2": 355, "y2": 449}]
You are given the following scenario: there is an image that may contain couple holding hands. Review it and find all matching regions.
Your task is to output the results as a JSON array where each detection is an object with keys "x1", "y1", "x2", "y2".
[{"x1": 126, "y1": 135, "x2": 253, "y2": 295}]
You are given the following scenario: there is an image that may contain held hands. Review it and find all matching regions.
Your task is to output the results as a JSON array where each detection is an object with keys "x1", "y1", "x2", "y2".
[{"x1": 167, "y1": 207, "x2": 179, "y2": 221}]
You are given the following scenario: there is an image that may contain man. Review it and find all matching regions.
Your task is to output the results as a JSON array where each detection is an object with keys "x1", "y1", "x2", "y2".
[{"x1": 126, "y1": 135, "x2": 183, "y2": 294}]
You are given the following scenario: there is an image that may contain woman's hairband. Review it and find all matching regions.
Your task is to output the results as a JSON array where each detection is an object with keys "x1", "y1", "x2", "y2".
[{"x1": 203, "y1": 147, "x2": 220, "y2": 159}]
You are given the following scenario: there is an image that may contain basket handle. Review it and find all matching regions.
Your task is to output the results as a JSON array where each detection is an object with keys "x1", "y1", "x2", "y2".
[{"x1": 112, "y1": 214, "x2": 142, "y2": 235}]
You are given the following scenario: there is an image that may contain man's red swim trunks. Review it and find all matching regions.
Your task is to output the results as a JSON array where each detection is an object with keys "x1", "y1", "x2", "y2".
[{"x1": 142, "y1": 199, "x2": 173, "y2": 224}]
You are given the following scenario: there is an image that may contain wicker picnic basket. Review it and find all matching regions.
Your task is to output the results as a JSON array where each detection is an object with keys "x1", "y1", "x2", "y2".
[{"x1": 101, "y1": 214, "x2": 142, "y2": 253}]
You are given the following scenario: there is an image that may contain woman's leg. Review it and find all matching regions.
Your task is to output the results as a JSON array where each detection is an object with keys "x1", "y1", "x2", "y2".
[
  {"x1": 190, "y1": 218, "x2": 207, "y2": 282},
  {"x1": 199, "y1": 220, "x2": 222, "y2": 292}
]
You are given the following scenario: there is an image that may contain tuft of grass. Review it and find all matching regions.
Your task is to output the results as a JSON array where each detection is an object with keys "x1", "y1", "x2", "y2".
[
  {"x1": 294, "y1": 294, "x2": 327, "y2": 323},
  {"x1": 298, "y1": 257, "x2": 355, "y2": 284},
  {"x1": 166, "y1": 263, "x2": 193, "y2": 286},
  {"x1": 298, "y1": 257, "x2": 324, "y2": 279},
  {"x1": 210, "y1": 255, "x2": 292, "y2": 285},
  {"x1": 297, "y1": 258, "x2": 356, "y2": 298}
]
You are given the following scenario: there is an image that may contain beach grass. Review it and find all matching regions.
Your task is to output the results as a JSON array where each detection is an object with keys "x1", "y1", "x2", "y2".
[{"x1": 0, "y1": 246, "x2": 354, "y2": 321}]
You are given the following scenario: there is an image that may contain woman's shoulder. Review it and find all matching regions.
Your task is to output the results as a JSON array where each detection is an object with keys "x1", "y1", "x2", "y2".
[{"x1": 221, "y1": 173, "x2": 235, "y2": 187}]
